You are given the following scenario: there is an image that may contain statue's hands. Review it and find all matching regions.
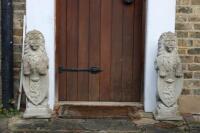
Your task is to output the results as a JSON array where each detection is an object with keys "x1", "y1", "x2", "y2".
[{"x1": 159, "y1": 71, "x2": 166, "y2": 78}]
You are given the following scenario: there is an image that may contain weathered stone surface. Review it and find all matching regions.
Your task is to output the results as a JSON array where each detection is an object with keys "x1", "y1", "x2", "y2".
[
  {"x1": 154, "y1": 32, "x2": 183, "y2": 120},
  {"x1": 184, "y1": 72, "x2": 193, "y2": 79},
  {"x1": 9, "y1": 118, "x2": 141, "y2": 132},
  {"x1": 188, "y1": 48, "x2": 200, "y2": 54},
  {"x1": 13, "y1": 44, "x2": 22, "y2": 53},
  {"x1": 180, "y1": 56, "x2": 194, "y2": 63},
  {"x1": 22, "y1": 30, "x2": 51, "y2": 118},
  {"x1": 177, "y1": 0, "x2": 191, "y2": 5},
  {"x1": 176, "y1": 31, "x2": 188, "y2": 38},
  {"x1": 13, "y1": 16, "x2": 23, "y2": 29},
  {"x1": 179, "y1": 95, "x2": 200, "y2": 114},
  {"x1": 193, "y1": 89, "x2": 200, "y2": 95},
  {"x1": 176, "y1": 15, "x2": 188, "y2": 22},
  {"x1": 12, "y1": 0, "x2": 26, "y2": 104},
  {"x1": 192, "y1": 0, "x2": 200, "y2": 5},
  {"x1": 181, "y1": 89, "x2": 191, "y2": 95},
  {"x1": 13, "y1": 3, "x2": 25, "y2": 11},
  {"x1": 188, "y1": 64, "x2": 200, "y2": 71},
  {"x1": 14, "y1": 69, "x2": 20, "y2": 80},
  {"x1": 8, "y1": 117, "x2": 189, "y2": 133},
  {"x1": 189, "y1": 32, "x2": 200, "y2": 38},
  {"x1": 188, "y1": 15, "x2": 200, "y2": 22},
  {"x1": 13, "y1": 35, "x2": 23, "y2": 44},
  {"x1": 178, "y1": 39, "x2": 193, "y2": 47},
  {"x1": 13, "y1": 29, "x2": 23, "y2": 36},
  {"x1": 194, "y1": 72, "x2": 200, "y2": 79},
  {"x1": 0, "y1": 118, "x2": 9, "y2": 133},
  {"x1": 176, "y1": 23, "x2": 193, "y2": 30},
  {"x1": 176, "y1": 6, "x2": 193, "y2": 14},
  {"x1": 174, "y1": 0, "x2": 200, "y2": 94},
  {"x1": 13, "y1": 53, "x2": 22, "y2": 64},
  {"x1": 8, "y1": 117, "x2": 51, "y2": 132},
  {"x1": 192, "y1": 7, "x2": 200, "y2": 14},
  {"x1": 183, "y1": 80, "x2": 200, "y2": 89},
  {"x1": 193, "y1": 40, "x2": 200, "y2": 47},
  {"x1": 132, "y1": 118, "x2": 158, "y2": 126},
  {"x1": 178, "y1": 49, "x2": 187, "y2": 55},
  {"x1": 193, "y1": 115, "x2": 200, "y2": 122},
  {"x1": 194, "y1": 24, "x2": 200, "y2": 30},
  {"x1": 194, "y1": 56, "x2": 200, "y2": 63}
]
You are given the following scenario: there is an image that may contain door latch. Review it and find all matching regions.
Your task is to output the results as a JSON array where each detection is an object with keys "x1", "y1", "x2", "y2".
[{"x1": 59, "y1": 66, "x2": 102, "y2": 74}]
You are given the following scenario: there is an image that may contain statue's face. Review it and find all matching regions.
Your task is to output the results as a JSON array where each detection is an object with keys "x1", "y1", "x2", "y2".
[
  {"x1": 30, "y1": 40, "x2": 40, "y2": 51},
  {"x1": 164, "y1": 37, "x2": 176, "y2": 53}
]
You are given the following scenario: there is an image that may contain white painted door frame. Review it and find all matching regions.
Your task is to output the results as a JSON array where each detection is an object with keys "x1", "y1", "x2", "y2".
[{"x1": 26, "y1": 0, "x2": 176, "y2": 112}]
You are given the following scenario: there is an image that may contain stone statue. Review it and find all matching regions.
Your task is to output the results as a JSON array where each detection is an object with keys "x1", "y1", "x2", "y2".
[
  {"x1": 153, "y1": 32, "x2": 183, "y2": 120},
  {"x1": 23, "y1": 30, "x2": 51, "y2": 118}
]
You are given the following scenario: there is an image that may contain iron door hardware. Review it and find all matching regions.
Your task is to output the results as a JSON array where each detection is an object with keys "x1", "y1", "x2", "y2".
[
  {"x1": 123, "y1": 0, "x2": 133, "y2": 5},
  {"x1": 59, "y1": 66, "x2": 102, "y2": 74}
]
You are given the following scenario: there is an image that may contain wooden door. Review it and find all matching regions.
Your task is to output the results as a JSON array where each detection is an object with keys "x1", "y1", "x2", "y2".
[{"x1": 56, "y1": 0, "x2": 144, "y2": 102}]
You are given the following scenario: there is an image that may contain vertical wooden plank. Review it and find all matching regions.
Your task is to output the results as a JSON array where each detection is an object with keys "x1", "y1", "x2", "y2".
[
  {"x1": 99, "y1": 0, "x2": 112, "y2": 101},
  {"x1": 78, "y1": 0, "x2": 90, "y2": 101},
  {"x1": 57, "y1": 0, "x2": 67, "y2": 101},
  {"x1": 89, "y1": 0, "x2": 101, "y2": 101},
  {"x1": 140, "y1": 0, "x2": 145, "y2": 102},
  {"x1": 111, "y1": 0, "x2": 123, "y2": 102},
  {"x1": 133, "y1": 0, "x2": 143, "y2": 101},
  {"x1": 67, "y1": 0, "x2": 79, "y2": 101},
  {"x1": 121, "y1": 3, "x2": 134, "y2": 102}
]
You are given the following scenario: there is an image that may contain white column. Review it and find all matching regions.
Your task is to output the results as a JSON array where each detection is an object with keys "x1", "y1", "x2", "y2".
[
  {"x1": 26, "y1": 0, "x2": 55, "y2": 109},
  {"x1": 144, "y1": 0, "x2": 176, "y2": 112}
]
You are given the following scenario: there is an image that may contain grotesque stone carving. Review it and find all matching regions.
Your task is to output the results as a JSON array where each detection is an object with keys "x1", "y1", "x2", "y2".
[
  {"x1": 154, "y1": 32, "x2": 183, "y2": 120},
  {"x1": 23, "y1": 30, "x2": 51, "y2": 118}
]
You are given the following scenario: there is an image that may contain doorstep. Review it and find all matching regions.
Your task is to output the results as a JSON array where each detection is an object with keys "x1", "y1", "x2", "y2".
[
  {"x1": 7, "y1": 116, "x2": 191, "y2": 133},
  {"x1": 55, "y1": 102, "x2": 143, "y2": 119}
]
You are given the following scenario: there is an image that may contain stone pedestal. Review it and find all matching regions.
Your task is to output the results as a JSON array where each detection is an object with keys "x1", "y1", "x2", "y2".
[
  {"x1": 23, "y1": 99, "x2": 51, "y2": 118},
  {"x1": 153, "y1": 102, "x2": 182, "y2": 120}
]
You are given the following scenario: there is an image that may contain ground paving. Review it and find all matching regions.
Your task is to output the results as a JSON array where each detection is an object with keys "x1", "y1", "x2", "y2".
[{"x1": 0, "y1": 114, "x2": 199, "y2": 133}]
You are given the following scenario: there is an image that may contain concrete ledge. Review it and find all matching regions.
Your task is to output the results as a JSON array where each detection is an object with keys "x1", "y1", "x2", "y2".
[{"x1": 179, "y1": 95, "x2": 200, "y2": 114}]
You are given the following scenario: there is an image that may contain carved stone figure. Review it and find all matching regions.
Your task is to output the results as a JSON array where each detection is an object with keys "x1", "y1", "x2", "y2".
[
  {"x1": 23, "y1": 30, "x2": 51, "y2": 118},
  {"x1": 154, "y1": 32, "x2": 183, "y2": 120}
]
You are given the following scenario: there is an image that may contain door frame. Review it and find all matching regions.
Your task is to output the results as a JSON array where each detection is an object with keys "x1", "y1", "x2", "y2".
[{"x1": 26, "y1": 0, "x2": 176, "y2": 112}]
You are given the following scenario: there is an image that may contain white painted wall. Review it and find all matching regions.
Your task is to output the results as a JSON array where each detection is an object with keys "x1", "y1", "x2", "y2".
[
  {"x1": 144, "y1": 0, "x2": 176, "y2": 112},
  {"x1": 26, "y1": 0, "x2": 55, "y2": 109},
  {"x1": 26, "y1": 0, "x2": 176, "y2": 111}
]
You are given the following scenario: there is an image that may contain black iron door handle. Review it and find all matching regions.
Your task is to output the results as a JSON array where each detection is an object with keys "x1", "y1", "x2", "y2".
[
  {"x1": 124, "y1": 0, "x2": 134, "y2": 5},
  {"x1": 59, "y1": 66, "x2": 102, "y2": 74}
]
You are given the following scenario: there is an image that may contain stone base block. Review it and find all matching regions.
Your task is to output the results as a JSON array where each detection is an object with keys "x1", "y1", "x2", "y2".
[
  {"x1": 153, "y1": 112, "x2": 183, "y2": 121},
  {"x1": 23, "y1": 108, "x2": 52, "y2": 118},
  {"x1": 153, "y1": 102, "x2": 183, "y2": 121}
]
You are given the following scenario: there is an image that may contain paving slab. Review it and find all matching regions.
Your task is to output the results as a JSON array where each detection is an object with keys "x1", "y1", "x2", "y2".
[
  {"x1": 9, "y1": 117, "x2": 143, "y2": 132},
  {"x1": 3, "y1": 115, "x2": 200, "y2": 133},
  {"x1": 0, "y1": 117, "x2": 9, "y2": 133},
  {"x1": 183, "y1": 114, "x2": 200, "y2": 133}
]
